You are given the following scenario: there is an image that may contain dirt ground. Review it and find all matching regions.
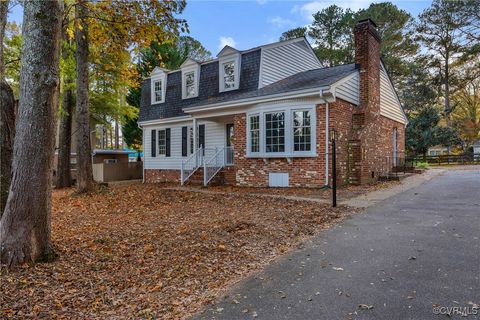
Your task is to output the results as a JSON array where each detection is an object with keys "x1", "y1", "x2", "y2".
[{"x1": 1, "y1": 184, "x2": 355, "y2": 319}]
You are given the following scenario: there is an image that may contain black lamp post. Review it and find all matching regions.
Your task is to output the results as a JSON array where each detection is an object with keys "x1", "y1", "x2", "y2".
[{"x1": 331, "y1": 128, "x2": 337, "y2": 207}]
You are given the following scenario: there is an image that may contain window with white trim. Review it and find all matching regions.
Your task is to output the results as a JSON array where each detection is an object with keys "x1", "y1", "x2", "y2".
[
  {"x1": 265, "y1": 112, "x2": 285, "y2": 153},
  {"x1": 293, "y1": 110, "x2": 311, "y2": 151},
  {"x1": 158, "y1": 129, "x2": 166, "y2": 155},
  {"x1": 223, "y1": 61, "x2": 235, "y2": 89},
  {"x1": 153, "y1": 79, "x2": 163, "y2": 103},
  {"x1": 219, "y1": 54, "x2": 240, "y2": 92},
  {"x1": 246, "y1": 104, "x2": 316, "y2": 157},
  {"x1": 249, "y1": 115, "x2": 260, "y2": 153},
  {"x1": 185, "y1": 71, "x2": 196, "y2": 98}
]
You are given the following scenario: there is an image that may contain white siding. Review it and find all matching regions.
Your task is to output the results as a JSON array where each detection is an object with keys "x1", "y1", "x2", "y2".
[
  {"x1": 260, "y1": 40, "x2": 321, "y2": 87},
  {"x1": 335, "y1": 72, "x2": 359, "y2": 105},
  {"x1": 143, "y1": 120, "x2": 227, "y2": 170},
  {"x1": 380, "y1": 65, "x2": 407, "y2": 124}
]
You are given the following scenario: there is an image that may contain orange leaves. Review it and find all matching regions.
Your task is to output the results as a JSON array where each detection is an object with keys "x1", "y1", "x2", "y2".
[{"x1": 0, "y1": 183, "x2": 348, "y2": 319}]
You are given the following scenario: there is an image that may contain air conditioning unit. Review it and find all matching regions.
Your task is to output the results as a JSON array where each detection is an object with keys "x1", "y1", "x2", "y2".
[{"x1": 104, "y1": 159, "x2": 118, "y2": 164}]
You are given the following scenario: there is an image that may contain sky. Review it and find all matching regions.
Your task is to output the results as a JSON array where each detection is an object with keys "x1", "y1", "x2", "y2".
[{"x1": 7, "y1": 0, "x2": 433, "y2": 56}]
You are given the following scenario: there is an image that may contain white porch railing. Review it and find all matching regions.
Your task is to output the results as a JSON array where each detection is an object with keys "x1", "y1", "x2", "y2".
[
  {"x1": 181, "y1": 146, "x2": 234, "y2": 186},
  {"x1": 180, "y1": 147, "x2": 203, "y2": 186},
  {"x1": 203, "y1": 147, "x2": 226, "y2": 186}
]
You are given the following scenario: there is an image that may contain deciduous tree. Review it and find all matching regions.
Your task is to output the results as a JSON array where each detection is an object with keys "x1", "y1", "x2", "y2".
[
  {"x1": 0, "y1": 0, "x2": 63, "y2": 265},
  {"x1": 0, "y1": 0, "x2": 15, "y2": 214}
]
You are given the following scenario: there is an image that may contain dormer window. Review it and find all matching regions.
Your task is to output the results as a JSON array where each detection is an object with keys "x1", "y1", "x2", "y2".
[
  {"x1": 184, "y1": 71, "x2": 196, "y2": 98},
  {"x1": 217, "y1": 46, "x2": 241, "y2": 93},
  {"x1": 181, "y1": 58, "x2": 200, "y2": 99},
  {"x1": 153, "y1": 79, "x2": 163, "y2": 102},
  {"x1": 150, "y1": 67, "x2": 167, "y2": 104},
  {"x1": 223, "y1": 61, "x2": 235, "y2": 89}
]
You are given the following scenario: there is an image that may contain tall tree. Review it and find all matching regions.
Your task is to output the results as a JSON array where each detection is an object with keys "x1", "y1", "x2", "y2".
[
  {"x1": 0, "y1": 0, "x2": 15, "y2": 214},
  {"x1": 0, "y1": 0, "x2": 63, "y2": 265},
  {"x1": 415, "y1": 0, "x2": 478, "y2": 126},
  {"x1": 73, "y1": 0, "x2": 187, "y2": 193},
  {"x1": 452, "y1": 77, "x2": 480, "y2": 149},
  {"x1": 75, "y1": 0, "x2": 94, "y2": 193},
  {"x1": 308, "y1": 5, "x2": 354, "y2": 67},
  {"x1": 279, "y1": 27, "x2": 307, "y2": 41},
  {"x1": 356, "y1": 2, "x2": 418, "y2": 86},
  {"x1": 56, "y1": 32, "x2": 76, "y2": 188}
]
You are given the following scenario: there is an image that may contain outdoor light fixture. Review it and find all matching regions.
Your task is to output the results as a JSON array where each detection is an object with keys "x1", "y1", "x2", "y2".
[{"x1": 330, "y1": 128, "x2": 337, "y2": 207}]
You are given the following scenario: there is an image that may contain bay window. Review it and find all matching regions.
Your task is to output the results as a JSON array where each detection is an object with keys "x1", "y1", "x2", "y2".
[{"x1": 246, "y1": 105, "x2": 316, "y2": 157}]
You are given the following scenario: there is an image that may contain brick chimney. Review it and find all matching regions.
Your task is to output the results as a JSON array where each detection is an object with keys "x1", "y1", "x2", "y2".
[{"x1": 354, "y1": 19, "x2": 381, "y2": 117}]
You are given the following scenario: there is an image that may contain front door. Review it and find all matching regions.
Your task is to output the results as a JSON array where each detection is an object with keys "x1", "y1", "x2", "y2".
[{"x1": 226, "y1": 123, "x2": 234, "y2": 165}]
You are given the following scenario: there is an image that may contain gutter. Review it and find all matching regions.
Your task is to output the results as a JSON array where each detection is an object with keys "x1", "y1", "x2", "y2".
[
  {"x1": 182, "y1": 87, "x2": 329, "y2": 114},
  {"x1": 319, "y1": 89, "x2": 335, "y2": 187}
]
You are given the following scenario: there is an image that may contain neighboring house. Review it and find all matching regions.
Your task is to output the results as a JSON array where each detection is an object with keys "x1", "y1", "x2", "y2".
[
  {"x1": 92, "y1": 149, "x2": 142, "y2": 183},
  {"x1": 427, "y1": 145, "x2": 449, "y2": 156},
  {"x1": 138, "y1": 19, "x2": 407, "y2": 187},
  {"x1": 473, "y1": 140, "x2": 480, "y2": 159}
]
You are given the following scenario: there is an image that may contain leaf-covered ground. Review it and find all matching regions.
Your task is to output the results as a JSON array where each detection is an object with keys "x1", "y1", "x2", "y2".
[{"x1": 1, "y1": 184, "x2": 353, "y2": 319}]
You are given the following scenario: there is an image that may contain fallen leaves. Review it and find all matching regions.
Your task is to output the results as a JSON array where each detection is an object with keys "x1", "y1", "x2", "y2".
[{"x1": 0, "y1": 184, "x2": 351, "y2": 319}]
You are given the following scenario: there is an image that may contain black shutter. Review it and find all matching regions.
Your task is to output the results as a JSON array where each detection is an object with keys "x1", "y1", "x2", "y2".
[
  {"x1": 151, "y1": 129, "x2": 156, "y2": 157},
  {"x1": 181, "y1": 126, "x2": 187, "y2": 157},
  {"x1": 165, "y1": 128, "x2": 171, "y2": 157},
  {"x1": 198, "y1": 124, "x2": 205, "y2": 149}
]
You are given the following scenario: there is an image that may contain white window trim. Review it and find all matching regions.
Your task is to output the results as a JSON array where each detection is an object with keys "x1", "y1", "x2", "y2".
[
  {"x1": 246, "y1": 103, "x2": 316, "y2": 158},
  {"x1": 219, "y1": 53, "x2": 241, "y2": 92},
  {"x1": 151, "y1": 73, "x2": 166, "y2": 104},
  {"x1": 181, "y1": 65, "x2": 200, "y2": 99}
]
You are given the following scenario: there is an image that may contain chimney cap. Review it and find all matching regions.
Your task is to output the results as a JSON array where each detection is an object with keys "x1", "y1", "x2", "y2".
[{"x1": 356, "y1": 18, "x2": 378, "y2": 28}]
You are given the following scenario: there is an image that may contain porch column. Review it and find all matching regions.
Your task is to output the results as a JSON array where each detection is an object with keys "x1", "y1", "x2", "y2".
[{"x1": 193, "y1": 118, "x2": 197, "y2": 150}]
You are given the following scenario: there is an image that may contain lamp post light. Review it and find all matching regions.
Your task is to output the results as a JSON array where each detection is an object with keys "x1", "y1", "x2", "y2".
[{"x1": 331, "y1": 128, "x2": 337, "y2": 207}]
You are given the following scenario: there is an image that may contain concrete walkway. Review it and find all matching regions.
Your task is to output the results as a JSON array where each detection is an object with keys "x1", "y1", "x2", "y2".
[{"x1": 193, "y1": 167, "x2": 480, "y2": 320}]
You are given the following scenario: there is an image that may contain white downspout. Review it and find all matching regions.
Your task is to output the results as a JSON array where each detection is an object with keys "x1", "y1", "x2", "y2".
[{"x1": 325, "y1": 102, "x2": 329, "y2": 187}]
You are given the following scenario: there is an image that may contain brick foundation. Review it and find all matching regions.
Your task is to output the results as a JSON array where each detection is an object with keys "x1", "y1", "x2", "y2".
[{"x1": 144, "y1": 169, "x2": 180, "y2": 183}]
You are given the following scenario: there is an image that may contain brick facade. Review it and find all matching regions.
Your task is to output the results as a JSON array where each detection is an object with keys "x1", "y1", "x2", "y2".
[
  {"x1": 144, "y1": 19, "x2": 406, "y2": 188},
  {"x1": 144, "y1": 169, "x2": 180, "y2": 183}
]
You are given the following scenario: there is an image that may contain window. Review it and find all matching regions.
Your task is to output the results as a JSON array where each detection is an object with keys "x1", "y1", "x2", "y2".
[
  {"x1": 153, "y1": 80, "x2": 163, "y2": 103},
  {"x1": 219, "y1": 54, "x2": 240, "y2": 92},
  {"x1": 249, "y1": 115, "x2": 260, "y2": 153},
  {"x1": 293, "y1": 111, "x2": 311, "y2": 151},
  {"x1": 246, "y1": 105, "x2": 316, "y2": 157},
  {"x1": 265, "y1": 112, "x2": 285, "y2": 153},
  {"x1": 185, "y1": 71, "x2": 196, "y2": 98},
  {"x1": 223, "y1": 61, "x2": 235, "y2": 89},
  {"x1": 158, "y1": 129, "x2": 166, "y2": 155}
]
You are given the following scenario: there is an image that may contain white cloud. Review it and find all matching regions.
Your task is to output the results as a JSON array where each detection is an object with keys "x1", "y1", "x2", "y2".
[
  {"x1": 256, "y1": 0, "x2": 268, "y2": 5},
  {"x1": 292, "y1": 0, "x2": 373, "y2": 22},
  {"x1": 218, "y1": 36, "x2": 237, "y2": 51},
  {"x1": 268, "y1": 16, "x2": 295, "y2": 29}
]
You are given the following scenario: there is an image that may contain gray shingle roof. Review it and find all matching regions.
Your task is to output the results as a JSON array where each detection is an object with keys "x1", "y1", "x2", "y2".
[
  {"x1": 139, "y1": 49, "x2": 261, "y2": 122},
  {"x1": 138, "y1": 53, "x2": 357, "y2": 122},
  {"x1": 184, "y1": 63, "x2": 358, "y2": 110}
]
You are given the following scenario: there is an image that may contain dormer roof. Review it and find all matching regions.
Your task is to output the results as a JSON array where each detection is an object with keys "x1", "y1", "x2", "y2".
[
  {"x1": 217, "y1": 45, "x2": 240, "y2": 57},
  {"x1": 150, "y1": 66, "x2": 168, "y2": 77},
  {"x1": 180, "y1": 58, "x2": 201, "y2": 69}
]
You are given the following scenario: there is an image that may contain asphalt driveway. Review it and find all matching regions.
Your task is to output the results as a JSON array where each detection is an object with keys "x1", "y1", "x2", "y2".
[{"x1": 194, "y1": 168, "x2": 480, "y2": 320}]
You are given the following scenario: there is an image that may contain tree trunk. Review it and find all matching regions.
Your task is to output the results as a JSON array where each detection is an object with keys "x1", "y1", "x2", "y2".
[
  {"x1": 0, "y1": 0, "x2": 16, "y2": 215},
  {"x1": 56, "y1": 29, "x2": 74, "y2": 189},
  {"x1": 75, "y1": 1, "x2": 94, "y2": 193},
  {"x1": 0, "y1": 0, "x2": 63, "y2": 266},
  {"x1": 56, "y1": 86, "x2": 73, "y2": 188}
]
